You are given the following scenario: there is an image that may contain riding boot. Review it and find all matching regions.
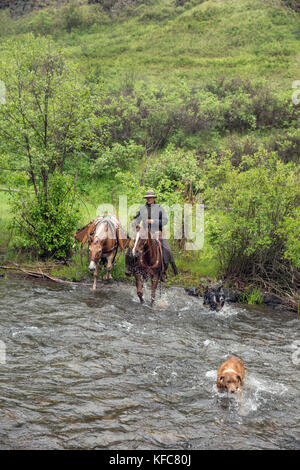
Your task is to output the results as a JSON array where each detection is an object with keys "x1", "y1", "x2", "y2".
[
  {"x1": 160, "y1": 238, "x2": 178, "y2": 276},
  {"x1": 125, "y1": 263, "x2": 133, "y2": 276},
  {"x1": 125, "y1": 248, "x2": 134, "y2": 276},
  {"x1": 171, "y1": 261, "x2": 178, "y2": 275}
]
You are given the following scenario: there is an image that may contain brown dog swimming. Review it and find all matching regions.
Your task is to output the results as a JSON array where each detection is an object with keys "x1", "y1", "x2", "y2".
[{"x1": 217, "y1": 356, "x2": 246, "y2": 394}]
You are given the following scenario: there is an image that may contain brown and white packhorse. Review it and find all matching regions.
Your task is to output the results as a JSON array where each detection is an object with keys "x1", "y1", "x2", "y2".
[
  {"x1": 131, "y1": 227, "x2": 164, "y2": 305},
  {"x1": 73, "y1": 215, "x2": 129, "y2": 290}
]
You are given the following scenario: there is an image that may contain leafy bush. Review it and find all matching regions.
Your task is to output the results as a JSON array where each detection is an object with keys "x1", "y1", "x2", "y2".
[
  {"x1": 93, "y1": 140, "x2": 144, "y2": 176},
  {"x1": 142, "y1": 144, "x2": 202, "y2": 197},
  {"x1": 207, "y1": 77, "x2": 296, "y2": 131},
  {"x1": 204, "y1": 150, "x2": 300, "y2": 288},
  {"x1": 61, "y1": 1, "x2": 85, "y2": 32},
  {"x1": 113, "y1": 145, "x2": 202, "y2": 214},
  {"x1": 27, "y1": 9, "x2": 57, "y2": 35},
  {"x1": 11, "y1": 171, "x2": 80, "y2": 259},
  {"x1": 282, "y1": 0, "x2": 300, "y2": 13},
  {"x1": 279, "y1": 208, "x2": 300, "y2": 268},
  {"x1": 0, "y1": 10, "x2": 14, "y2": 36},
  {"x1": 272, "y1": 127, "x2": 300, "y2": 162},
  {"x1": 0, "y1": 35, "x2": 105, "y2": 197},
  {"x1": 100, "y1": 78, "x2": 298, "y2": 155}
]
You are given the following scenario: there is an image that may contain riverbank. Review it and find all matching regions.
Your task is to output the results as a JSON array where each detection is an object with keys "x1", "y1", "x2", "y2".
[
  {"x1": 0, "y1": 192, "x2": 298, "y2": 312},
  {"x1": 0, "y1": 188, "x2": 218, "y2": 287},
  {"x1": 0, "y1": 254, "x2": 295, "y2": 313}
]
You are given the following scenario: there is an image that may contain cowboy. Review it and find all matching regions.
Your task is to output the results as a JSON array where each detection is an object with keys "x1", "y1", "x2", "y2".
[{"x1": 125, "y1": 190, "x2": 178, "y2": 279}]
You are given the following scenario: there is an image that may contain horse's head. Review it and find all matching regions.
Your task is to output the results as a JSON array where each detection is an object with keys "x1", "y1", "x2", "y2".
[
  {"x1": 132, "y1": 227, "x2": 151, "y2": 259},
  {"x1": 88, "y1": 235, "x2": 103, "y2": 272},
  {"x1": 88, "y1": 222, "x2": 110, "y2": 272}
]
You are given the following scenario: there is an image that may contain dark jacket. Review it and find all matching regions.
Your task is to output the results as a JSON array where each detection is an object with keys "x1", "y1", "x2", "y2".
[{"x1": 132, "y1": 203, "x2": 168, "y2": 233}]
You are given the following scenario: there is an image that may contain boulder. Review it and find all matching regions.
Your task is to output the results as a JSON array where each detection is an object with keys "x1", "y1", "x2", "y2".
[
  {"x1": 223, "y1": 287, "x2": 243, "y2": 303},
  {"x1": 262, "y1": 294, "x2": 282, "y2": 306}
]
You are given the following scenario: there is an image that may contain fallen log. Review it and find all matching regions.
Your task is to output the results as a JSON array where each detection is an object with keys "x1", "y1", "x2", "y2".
[
  {"x1": 0, "y1": 265, "x2": 76, "y2": 284},
  {"x1": 0, "y1": 265, "x2": 118, "y2": 288}
]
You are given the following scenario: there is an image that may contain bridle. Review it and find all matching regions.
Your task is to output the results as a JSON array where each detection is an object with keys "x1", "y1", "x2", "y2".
[
  {"x1": 133, "y1": 230, "x2": 163, "y2": 277},
  {"x1": 89, "y1": 221, "x2": 118, "y2": 264}
]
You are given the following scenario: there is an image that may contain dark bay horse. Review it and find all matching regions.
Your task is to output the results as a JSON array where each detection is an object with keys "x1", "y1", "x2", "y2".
[
  {"x1": 131, "y1": 227, "x2": 164, "y2": 305},
  {"x1": 73, "y1": 215, "x2": 129, "y2": 290}
]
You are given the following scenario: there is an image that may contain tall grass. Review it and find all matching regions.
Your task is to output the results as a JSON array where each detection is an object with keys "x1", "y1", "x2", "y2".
[{"x1": 0, "y1": 192, "x2": 12, "y2": 250}]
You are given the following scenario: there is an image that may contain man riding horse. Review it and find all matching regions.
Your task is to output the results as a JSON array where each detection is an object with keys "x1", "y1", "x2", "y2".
[{"x1": 125, "y1": 190, "x2": 178, "y2": 280}]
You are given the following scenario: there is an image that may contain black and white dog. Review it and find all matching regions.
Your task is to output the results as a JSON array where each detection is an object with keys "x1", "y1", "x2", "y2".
[
  {"x1": 186, "y1": 282, "x2": 226, "y2": 311},
  {"x1": 203, "y1": 283, "x2": 225, "y2": 311}
]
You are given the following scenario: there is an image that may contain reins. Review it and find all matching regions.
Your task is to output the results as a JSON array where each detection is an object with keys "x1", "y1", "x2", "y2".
[{"x1": 137, "y1": 236, "x2": 163, "y2": 277}]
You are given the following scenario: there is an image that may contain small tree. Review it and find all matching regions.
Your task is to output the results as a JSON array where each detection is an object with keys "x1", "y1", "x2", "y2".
[{"x1": 0, "y1": 34, "x2": 105, "y2": 257}]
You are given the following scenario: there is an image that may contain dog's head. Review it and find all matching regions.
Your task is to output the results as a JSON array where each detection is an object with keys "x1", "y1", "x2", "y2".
[
  {"x1": 217, "y1": 371, "x2": 242, "y2": 394},
  {"x1": 204, "y1": 284, "x2": 225, "y2": 311}
]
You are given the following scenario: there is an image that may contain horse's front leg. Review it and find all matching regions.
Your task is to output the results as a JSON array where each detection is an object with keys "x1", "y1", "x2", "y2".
[
  {"x1": 150, "y1": 274, "x2": 159, "y2": 306},
  {"x1": 103, "y1": 252, "x2": 114, "y2": 281},
  {"x1": 93, "y1": 264, "x2": 99, "y2": 291},
  {"x1": 135, "y1": 274, "x2": 144, "y2": 303}
]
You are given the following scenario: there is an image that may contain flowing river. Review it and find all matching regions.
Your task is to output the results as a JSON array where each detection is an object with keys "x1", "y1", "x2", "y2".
[{"x1": 0, "y1": 277, "x2": 299, "y2": 450}]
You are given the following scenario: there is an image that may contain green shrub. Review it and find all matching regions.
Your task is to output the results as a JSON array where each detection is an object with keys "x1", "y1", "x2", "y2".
[
  {"x1": 61, "y1": 1, "x2": 85, "y2": 33},
  {"x1": 279, "y1": 208, "x2": 300, "y2": 268},
  {"x1": 93, "y1": 140, "x2": 145, "y2": 176},
  {"x1": 10, "y1": 171, "x2": 80, "y2": 259},
  {"x1": 143, "y1": 144, "x2": 202, "y2": 197},
  {"x1": 27, "y1": 9, "x2": 57, "y2": 35},
  {"x1": 204, "y1": 150, "x2": 300, "y2": 284},
  {"x1": 272, "y1": 126, "x2": 300, "y2": 162},
  {"x1": 100, "y1": 78, "x2": 299, "y2": 154},
  {"x1": 282, "y1": 0, "x2": 300, "y2": 13},
  {"x1": 0, "y1": 10, "x2": 14, "y2": 37},
  {"x1": 240, "y1": 287, "x2": 263, "y2": 305}
]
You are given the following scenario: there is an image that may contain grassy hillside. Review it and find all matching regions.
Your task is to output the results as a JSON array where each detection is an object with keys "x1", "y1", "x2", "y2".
[
  {"x1": 72, "y1": 0, "x2": 300, "y2": 85},
  {"x1": 1, "y1": 1, "x2": 299, "y2": 155},
  {"x1": 0, "y1": 0, "x2": 300, "y2": 85}
]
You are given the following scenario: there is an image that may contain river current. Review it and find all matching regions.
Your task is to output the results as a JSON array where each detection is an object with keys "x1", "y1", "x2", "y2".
[{"x1": 0, "y1": 278, "x2": 299, "y2": 449}]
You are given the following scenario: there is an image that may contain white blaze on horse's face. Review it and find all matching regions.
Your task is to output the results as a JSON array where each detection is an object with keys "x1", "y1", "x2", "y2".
[
  {"x1": 88, "y1": 238, "x2": 103, "y2": 272},
  {"x1": 89, "y1": 259, "x2": 97, "y2": 272},
  {"x1": 132, "y1": 231, "x2": 140, "y2": 257}
]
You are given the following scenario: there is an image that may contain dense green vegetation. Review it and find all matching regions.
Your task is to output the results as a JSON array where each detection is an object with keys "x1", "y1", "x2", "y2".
[{"x1": 0, "y1": 0, "x2": 299, "y2": 308}]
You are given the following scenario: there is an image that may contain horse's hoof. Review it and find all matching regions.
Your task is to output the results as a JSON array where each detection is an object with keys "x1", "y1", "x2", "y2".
[{"x1": 139, "y1": 296, "x2": 144, "y2": 303}]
